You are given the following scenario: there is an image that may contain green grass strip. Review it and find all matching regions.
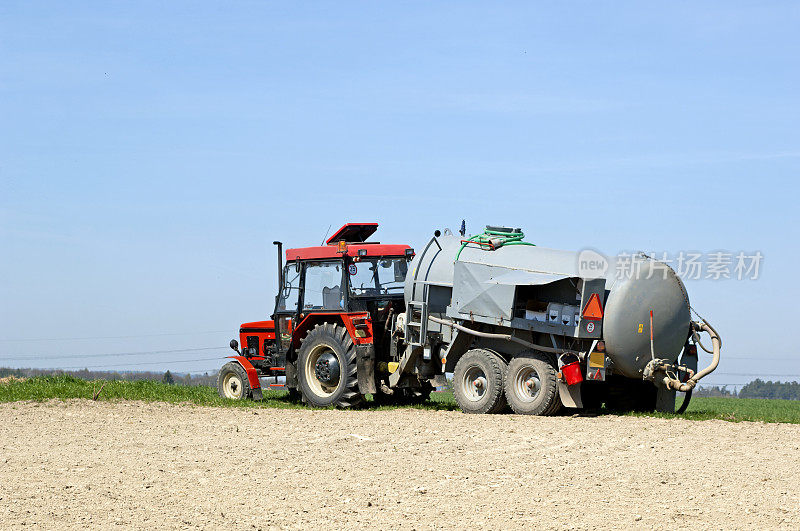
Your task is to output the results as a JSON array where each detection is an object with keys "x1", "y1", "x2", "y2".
[{"x1": 2, "y1": 376, "x2": 799, "y2": 423}]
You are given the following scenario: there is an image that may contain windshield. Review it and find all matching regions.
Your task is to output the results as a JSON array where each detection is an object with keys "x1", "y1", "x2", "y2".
[{"x1": 348, "y1": 257, "x2": 408, "y2": 297}]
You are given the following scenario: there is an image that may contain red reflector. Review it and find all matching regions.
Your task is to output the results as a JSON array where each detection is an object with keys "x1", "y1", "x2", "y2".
[{"x1": 582, "y1": 293, "x2": 604, "y2": 321}]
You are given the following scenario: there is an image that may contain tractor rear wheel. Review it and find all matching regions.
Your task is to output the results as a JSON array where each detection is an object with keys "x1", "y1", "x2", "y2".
[
  {"x1": 297, "y1": 323, "x2": 362, "y2": 408},
  {"x1": 503, "y1": 351, "x2": 561, "y2": 415},
  {"x1": 453, "y1": 349, "x2": 507, "y2": 414},
  {"x1": 217, "y1": 362, "x2": 251, "y2": 400}
]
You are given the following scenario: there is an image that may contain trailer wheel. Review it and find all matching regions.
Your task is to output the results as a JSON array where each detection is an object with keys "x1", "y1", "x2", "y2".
[
  {"x1": 217, "y1": 362, "x2": 251, "y2": 400},
  {"x1": 297, "y1": 323, "x2": 362, "y2": 408},
  {"x1": 504, "y1": 351, "x2": 561, "y2": 415},
  {"x1": 453, "y1": 349, "x2": 507, "y2": 414}
]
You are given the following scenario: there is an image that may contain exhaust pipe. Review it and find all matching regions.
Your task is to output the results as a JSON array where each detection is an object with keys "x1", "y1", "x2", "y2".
[{"x1": 273, "y1": 241, "x2": 283, "y2": 302}]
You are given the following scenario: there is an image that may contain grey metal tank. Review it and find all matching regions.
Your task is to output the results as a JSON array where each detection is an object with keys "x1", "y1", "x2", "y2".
[
  {"x1": 404, "y1": 229, "x2": 691, "y2": 380},
  {"x1": 602, "y1": 259, "x2": 691, "y2": 377}
]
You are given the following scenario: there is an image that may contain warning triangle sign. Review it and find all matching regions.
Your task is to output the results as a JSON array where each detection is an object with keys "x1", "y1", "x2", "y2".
[{"x1": 582, "y1": 293, "x2": 604, "y2": 321}]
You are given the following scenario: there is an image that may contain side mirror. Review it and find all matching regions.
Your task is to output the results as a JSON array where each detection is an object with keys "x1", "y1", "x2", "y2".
[{"x1": 229, "y1": 339, "x2": 239, "y2": 352}]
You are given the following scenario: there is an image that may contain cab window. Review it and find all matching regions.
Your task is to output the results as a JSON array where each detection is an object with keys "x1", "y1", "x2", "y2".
[
  {"x1": 277, "y1": 263, "x2": 301, "y2": 312},
  {"x1": 303, "y1": 261, "x2": 344, "y2": 310}
]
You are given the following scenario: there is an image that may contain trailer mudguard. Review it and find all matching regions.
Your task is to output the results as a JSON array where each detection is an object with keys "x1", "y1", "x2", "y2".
[{"x1": 355, "y1": 344, "x2": 377, "y2": 394}]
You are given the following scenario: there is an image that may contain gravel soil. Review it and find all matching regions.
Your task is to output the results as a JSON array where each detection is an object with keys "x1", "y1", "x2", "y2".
[{"x1": 1, "y1": 400, "x2": 799, "y2": 529}]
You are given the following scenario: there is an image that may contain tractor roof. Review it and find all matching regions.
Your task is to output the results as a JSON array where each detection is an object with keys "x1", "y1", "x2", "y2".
[{"x1": 286, "y1": 223, "x2": 412, "y2": 261}]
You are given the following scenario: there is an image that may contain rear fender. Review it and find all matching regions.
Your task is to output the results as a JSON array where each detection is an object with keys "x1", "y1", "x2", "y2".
[
  {"x1": 291, "y1": 312, "x2": 373, "y2": 348},
  {"x1": 291, "y1": 312, "x2": 376, "y2": 394}
]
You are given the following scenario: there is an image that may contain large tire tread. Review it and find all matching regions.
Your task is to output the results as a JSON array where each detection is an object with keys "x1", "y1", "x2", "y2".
[
  {"x1": 297, "y1": 322, "x2": 362, "y2": 408},
  {"x1": 504, "y1": 351, "x2": 561, "y2": 416},
  {"x1": 453, "y1": 348, "x2": 507, "y2": 414}
]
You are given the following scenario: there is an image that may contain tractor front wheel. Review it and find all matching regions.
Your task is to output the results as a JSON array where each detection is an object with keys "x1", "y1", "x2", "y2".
[
  {"x1": 217, "y1": 362, "x2": 251, "y2": 400},
  {"x1": 297, "y1": 323, "x2": 362, "y2": 408}
]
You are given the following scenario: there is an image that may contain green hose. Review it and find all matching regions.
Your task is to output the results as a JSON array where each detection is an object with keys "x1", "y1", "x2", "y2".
[{"x1": 455, "y1": 227, "x2": 535, "y2": 261}]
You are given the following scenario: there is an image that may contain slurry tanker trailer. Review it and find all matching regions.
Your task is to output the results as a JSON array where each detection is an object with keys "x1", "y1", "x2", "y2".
[{"x1": 219, "y1": 223, "x2": 721, "y2": 415}]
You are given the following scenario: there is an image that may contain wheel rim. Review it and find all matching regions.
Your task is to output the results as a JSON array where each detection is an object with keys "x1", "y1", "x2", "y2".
[
  {"x1": 304, "y1": 344, "x2": 341, "y2": 397},
  {"x1": 314, "y1": 351, "x2": 341, "y2": 386},
  {"x1": 462, "y1": 365, "x2": 488, "y2": 402},
  {"x1": 512, "y1": 364, "x2": 541, "y2": 402},
  {"x1": 222, "y1": 372, "x2": 243, "y2": 399}
]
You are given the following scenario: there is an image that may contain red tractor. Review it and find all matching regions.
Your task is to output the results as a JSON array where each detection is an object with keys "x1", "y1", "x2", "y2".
[{"x1": 217, "y1": 223, "x2": 420, "y2": 407}]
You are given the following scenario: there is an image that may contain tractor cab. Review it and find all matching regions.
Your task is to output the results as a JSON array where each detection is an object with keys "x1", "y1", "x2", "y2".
[
  {"x1": 279, "y1": 224, "x2": 410, "y2": 309},
  {"x1": 273, "y1": 223, "x2": 413, "y2": 355},
  {"x1": 220, "y1": 223, "x2": 414, "y2": 404}
]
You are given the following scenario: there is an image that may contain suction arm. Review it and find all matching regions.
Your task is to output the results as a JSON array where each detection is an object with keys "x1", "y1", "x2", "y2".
[{"x1": 663, "y1": 320, "x2": 721, "y2": 392}]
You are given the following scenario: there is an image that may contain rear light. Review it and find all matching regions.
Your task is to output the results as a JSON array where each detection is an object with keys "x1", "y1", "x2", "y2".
[
  {"x1": 352, "y1": 317, "x2": 370, "y2": 329},
  {"x1": 351, "y1": 317, "x2": 371, "y2": 339},
  {"x1": 596, "y1": 340, "x2": 605, "y2": 353}
]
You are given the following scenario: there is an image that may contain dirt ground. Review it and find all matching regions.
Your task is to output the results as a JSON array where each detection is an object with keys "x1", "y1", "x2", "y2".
[{"x1": 0, "y1": 400, "x2": 798, "y2": 529}]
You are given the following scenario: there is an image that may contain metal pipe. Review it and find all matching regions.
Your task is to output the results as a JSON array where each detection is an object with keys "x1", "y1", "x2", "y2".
[
  {"x1": 427, "y1": 315, "x2": 580, "y2": 356},
  {"x1": 273, "y1": 241, "x2": 284, "y2": 289},
  {"x1": 410, "y1": 236, "x2": 437, "y2": 302}
]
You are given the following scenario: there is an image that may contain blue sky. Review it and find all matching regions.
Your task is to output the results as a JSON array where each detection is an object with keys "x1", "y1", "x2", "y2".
[{"x1": 1, "y1": 2, "x2": 798, "y2": 386}]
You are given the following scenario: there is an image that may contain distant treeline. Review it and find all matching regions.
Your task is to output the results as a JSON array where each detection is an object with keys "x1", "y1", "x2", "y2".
[
  {"x1": 0, "y1": 367, "x2": 218, "y2": 387},
  {"x1": 696, "y1": 379, "x2": 800, "y2": 400},
  {"x1": 738, "y1": 379, "x2": 800, "y2": 400},
  {"x1": 695, "y1": 385, "x2": 737, "y2": 398}
]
